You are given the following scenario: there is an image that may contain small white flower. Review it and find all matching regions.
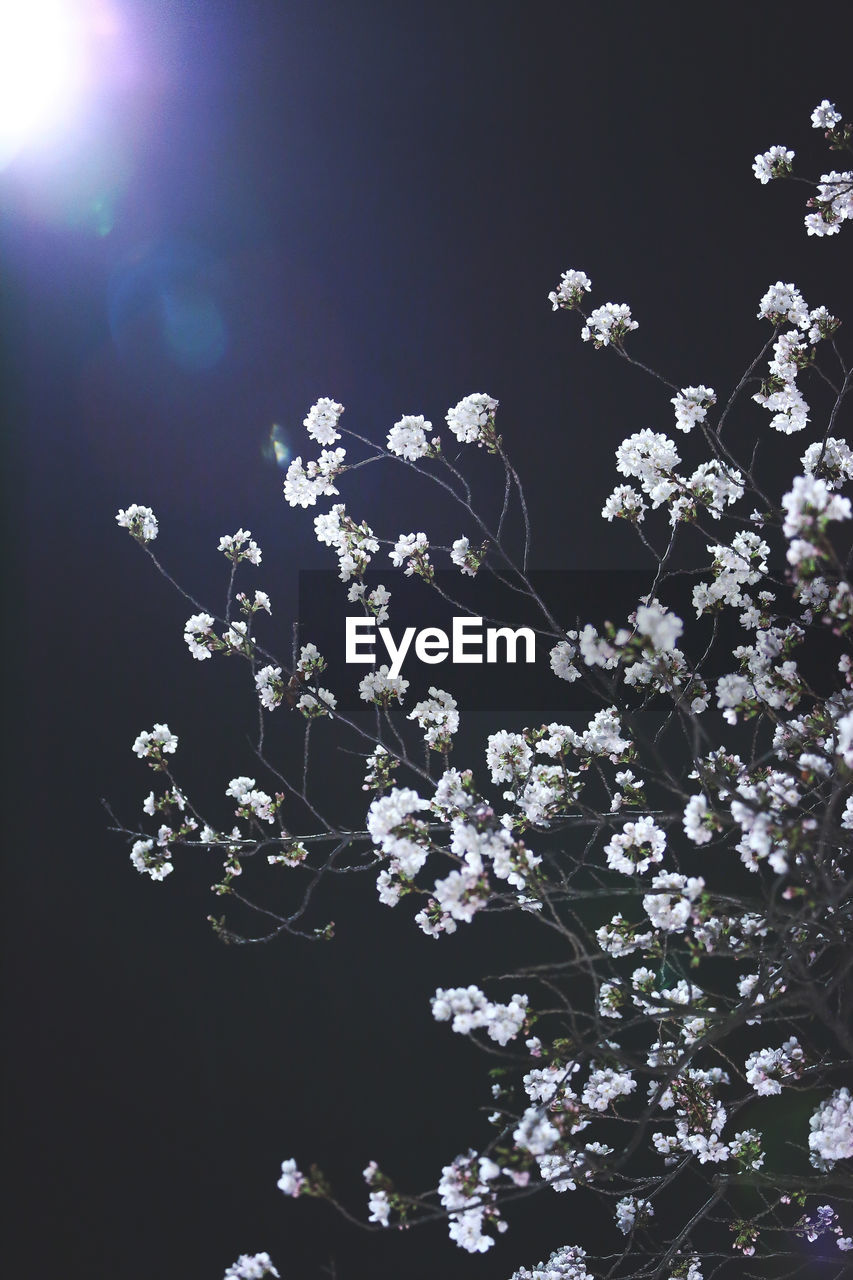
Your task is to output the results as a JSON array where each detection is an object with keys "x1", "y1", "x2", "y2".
[
  {"x1": 811, "y1": 100, "x2": 842, "y2": 130},
  {"x1": 368, "y1": 1189, "x2": 391, "y2": 1226},
  {"x1": 277, "y1": 1158, "x2": 305, "y2": 1197}
]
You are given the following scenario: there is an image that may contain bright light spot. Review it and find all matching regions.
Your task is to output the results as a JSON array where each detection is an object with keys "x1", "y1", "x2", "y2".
[{"x1": 0, "y1": 0, "x2": 90, "y2": 167}]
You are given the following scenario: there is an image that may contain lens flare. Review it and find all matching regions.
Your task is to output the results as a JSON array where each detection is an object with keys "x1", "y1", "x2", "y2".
[
  {"x1": 262, "y1": 424, "x2": 291, "y2": 467},
  {"x1": 0, "y1": 0, "x2": 90, "y2": 167},
  {"x1": 161, "y1": 288, "x2": 227, "y2": 371}
]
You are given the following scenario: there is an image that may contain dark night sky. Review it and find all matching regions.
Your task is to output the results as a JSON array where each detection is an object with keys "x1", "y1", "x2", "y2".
[{"x1": 3, "y1": 3, "x2": 852, "y2": 1277}]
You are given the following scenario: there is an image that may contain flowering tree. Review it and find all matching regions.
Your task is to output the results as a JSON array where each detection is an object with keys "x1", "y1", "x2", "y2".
[{"x1": 111, "y1": 103, "x2": 853, "y2": 1280}]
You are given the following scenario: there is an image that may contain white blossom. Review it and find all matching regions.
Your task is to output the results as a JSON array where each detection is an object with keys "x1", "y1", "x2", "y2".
[
  {"x1": 486, "y1": 730, "x2": 532, "y2": 785},
  {"x1": 758, "y1": 282, "x2": 810, "y2": 329},
  {"x1": 602, "y1": 483, "x2": 647, "y2": 522},
  {"x1": 509, "y1": 1245, "x2": 593, "y2": 1280},
  {"x1": 671, "y1": 385, "x2": 716, "y2": 431},
  {"x1": 635, "y1": 601, "x2": 683, "y2": 651},
  {"x1": 450, "y1": 535, "x2": 480, "y2": 576},
  {"x1": 132, "y1": 723, "x2": 178, "y2": 759},
  {"x1": 445, "y1": 393, "x2": 498, "y2": 446},
  {"x1": 184, "y1": 612, "x2": 216, "y2": 660},
  {"x1": 805, "y1": 169, "x2": 853, "y2": 237},
  {"x1": 252, "y1": 670, "x2": 281, "y2": 711},
  {"x1": 116, "y1": 503, "x2": 158, "y2": 542},
  {"x1": 745, "y1": 1037, "x2": 804, "y2": 1095},
  {"x1": 389, "y1": 531, "x2": 431, "y2": 576},
  {"x1": 782, "y1": 474, "x2": 851, "y2": 538},
  {"x1": 582, "y1": 302, "x2": 638, "y2": 348},
  {"x1": 358, "y1": 665, "x2": 408, "y2": 705},
  {"x1": 615, "y1": 1195, "x2": 653, "y2": 1235},
  {"x1": 615, "y1": 430, "x2": 680, "y2": 507},
  {"x1": 367, "y1": 787, "x2": 430, "y2": 878},
  {"x1": 809, "y1": 1088, "x2": 853, "y2": 1167},
  {"x1": 548, "y1": 268, "x2": 592, "y2": 310},
  {"x1": 683, "y1": 794, "x2": 715, "y2": 844},
  {"x1": 297, "y1": 687, "x2": 336, "y2": 717},
  {"x1": 129, "y1": 838, "x2": 173, "y2": 881},
  {"x1": 303, "y1": 397, "x2": 344, "y2": 445},
  {"x1": 643, "y1": 872, "x2": 705, "y2": 933},
  {"x1": 431, "y1": 985, "x2": 528, "y2": 1045},
  {"x1": 408, "y1": 688, "x2": 459, "y2": 749},
  {"x1": 603, "y1": 816, "x2": 666, "y2": 876},
  {"x1": 550, "y1": 638, "x2": 581, "y2": 681},
  {"x1": 801, "y1": 437, "x2": 853, "y2": 489},
  {"x1": 367, "y1": 1189, "x2": 391, "y2": 1226},
  {"x1": 218, "y1": 529, "x2": 262, "y2": 564},
  {"x1": 812, "y1": 100, "x2": 842, "y2": 130},
  {"x1": 283, "y1": 448, "x2": 346, "y2": 508},
  {"x1": 276, "y1": 1158, "x2": 304, "y2": 1197},
  {"x1": 387, "y1": 414, "x2": 432, "y2": 460},
  {"x1": 752, "y1": 146, "x2": 794, "y2": 184},
  {"x1": 223, "y1": 1253, "x2": 280, "y2": 1279},
  {"x1": 582, "y1": 1066, "x2": 636, "y2": 1111}
]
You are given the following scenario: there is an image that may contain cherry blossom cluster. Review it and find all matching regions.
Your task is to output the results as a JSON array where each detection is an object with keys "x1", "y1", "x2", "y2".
[
  {"x1": 605, "y1": 428, "x2": 744, "y2": 527},
  {"x1": 809, "y1": 1088, "x2": 853, "y2": 1168},
  {"x1": 283, "y1": 446, "x2": 347, "y2": 508},
  {"x1": 437, "y1": 1150, "x2": 506, "y2": 1253},
  {"x1": 115, "y1": 502, "x2": 158, "y2": 542},
  {"x1": 218, "y1": 529, "x2": 262, "y2": 565},
  {"x1": 581, "y1": 302, "x2": 638, "y2": 349},
  {"x1": 131, "y1": 723, "x2": 178, "y2": 765},
  {"x1": 547, "y1": 269, "x2": 638, "y2": 351},
  {"x1": 303, "y1": 397, "x2": 344, "y2": 444},
  {"x1": 222, "y1": 1253, "x2": 279, "y2": 1279},
  {"x1": 450, "y1": 535, "x2": 483, "y2": 576},
  {"x1": 509, "y1": 1245, "x2": 594, "y2": 1280},
  {"x1": 389, "y1": 531, "x2": 433, "y2": 579},
  {"x1": 314, "y1": 504, "x2": 380, "y2": 582},
  {"x1": 431, "y1": 985, "x2": 528, "y2": 1046},
  {"x1": 111, "y1": 101, "x2": 853, "y2": 1280},
  {"x1": 407, "y1": 687, "x2": 459, "y2": 751},
  {"x1": 387, "y1": 413, "x2": 440, "y2": 460},
  {"x1": 751, "y1": 286, "x2": 843, "y2": 436},
  {"x1": 445, "y1": 393, "x2": 500, "y2": 449},
  {"x1": 753, "y1": 100, "x2": 852, "y2": 236},
  {"x1": 358, "y1": 665, "x2": 408, "y2": 706},
  {"x1": 615, "y1": 1195, "x2": 653, "y2": 1235},
  {"x1": 744, "y1": 1037, "x2": 805, "y2": 1095},
  {"x1": 184, "y1": 611, "x2": 257, "y2": 661},
  {"x1": 347, "y1": 580, "x2": 391, "y2": 623},
  {"x1": 670, "y1": 385, "x2": 716, "y2": 434},
  {"x1": 129, "y1": 836, "x2": 174, "y2": 880}
]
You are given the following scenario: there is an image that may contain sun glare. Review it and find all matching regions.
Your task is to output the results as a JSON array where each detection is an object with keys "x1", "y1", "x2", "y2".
[{"x1": 0, "y1": 0, "x2": 91, "y2": 167}]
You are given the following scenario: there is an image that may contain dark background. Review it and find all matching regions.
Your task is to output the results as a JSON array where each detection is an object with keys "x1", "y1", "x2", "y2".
[{"x1": 3, "y1": 3, "x2": 852, "y2": 1277}]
